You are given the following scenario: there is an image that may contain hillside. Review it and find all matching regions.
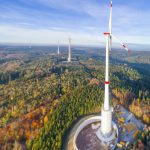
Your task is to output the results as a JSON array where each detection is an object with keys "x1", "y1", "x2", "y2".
[{"x1": 0, "y1": 46, "x2": 149, "y2": 150}]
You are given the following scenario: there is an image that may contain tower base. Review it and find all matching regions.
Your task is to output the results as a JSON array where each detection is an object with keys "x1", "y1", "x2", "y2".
[
  {"x1": 96, "y1": 123, "x2": 117, "y2": 143},
  {"x1": 70, "y1": 116, "x2": 118, "y2": 150},
  {"x1": 100, "y1": 107, "x2": 113, "y2": 137}
]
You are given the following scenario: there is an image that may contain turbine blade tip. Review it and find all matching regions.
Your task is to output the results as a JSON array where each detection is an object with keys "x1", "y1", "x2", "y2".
[{"x1": 110, "y1": 1, "x2": 113, "y2": 7}]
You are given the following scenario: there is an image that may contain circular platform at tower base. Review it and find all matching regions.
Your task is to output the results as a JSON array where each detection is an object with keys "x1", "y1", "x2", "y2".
[{"x1": 66, "y1": 116, "x2": 118, "y2": 150}]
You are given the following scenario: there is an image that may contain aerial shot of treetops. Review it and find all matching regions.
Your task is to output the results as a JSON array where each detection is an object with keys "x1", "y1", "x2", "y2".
[{"x1": 0, "y1": 0, "x2": 150, "y2": 150}]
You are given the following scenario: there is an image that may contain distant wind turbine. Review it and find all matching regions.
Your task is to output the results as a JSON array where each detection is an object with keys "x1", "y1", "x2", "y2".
[
  {"x1": 29, "y1": 41, "x2": 31, "y2": 49},
  {"x1": 68, "y1": 37, "x2": 71, "y2": 62},
  {"x1": 57, "y1": 40, "x2": 60, "y2": 55}
]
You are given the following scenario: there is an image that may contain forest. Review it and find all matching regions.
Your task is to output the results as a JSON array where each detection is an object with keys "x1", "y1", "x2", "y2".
[{"x1": 0, "y1": 45, "x2": 149, "y2": 150}]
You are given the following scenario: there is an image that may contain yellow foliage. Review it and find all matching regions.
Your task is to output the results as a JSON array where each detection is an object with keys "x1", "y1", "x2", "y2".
[
  {"x1": 26, "y1": 131, "x2": 31, "y2": 139},
  {"x1": 12, "y1": 111, "x2": 17, "y2": 118},
  {"x1": 33, "y1": 91, "x2": 37, "y2": 98},
  {"x1": 10, "y1": 96, "x2": 14, "y2": 101},
  {"x1": 129, "y1": 104, "x2": 143, "y2": 118},
  {"x1": 49, "y1": 108, "x2": 54, "y2": 115},
  {"x1": 40, "y1": 118, "x2": 43, "y2": 124},
  {"x1": 143, "y1": 114, "x2": 150, "y2": 124},
  {"x1": 44, "y1": 116, "x2": 48, "y2": 123},
  {"x1": 53, "y1": 99, "x2": 59, "y2": 107},
  {"x1": 32, "y1": 121, "x2": 38, "y2": 128},
  {"x1": 42, "y1": 107, "x2": 46, "y2": 115}
]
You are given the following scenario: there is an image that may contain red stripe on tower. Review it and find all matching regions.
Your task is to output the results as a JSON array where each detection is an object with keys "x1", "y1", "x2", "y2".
[
  {"x1": 105, "y1": 81, "x2": 110, "y2": 84},
  {"x1": 104, "y1": 32, "x2": 110, "y2": 35}
]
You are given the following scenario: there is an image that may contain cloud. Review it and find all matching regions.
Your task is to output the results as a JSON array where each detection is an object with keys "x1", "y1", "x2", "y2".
[
  {"x1": 0, "y1": 0, "x2": 150, "y2": 45},
  {"x1": 0, "y1": 24, "x2": 103, "y2": 45}
]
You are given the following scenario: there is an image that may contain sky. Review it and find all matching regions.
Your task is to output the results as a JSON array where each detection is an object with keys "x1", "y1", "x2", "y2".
[{"x1": 0, "y1": 0, "x2": 150, "y2": 46}]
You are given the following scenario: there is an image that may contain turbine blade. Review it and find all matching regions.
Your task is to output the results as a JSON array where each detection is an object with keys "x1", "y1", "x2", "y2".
[
  {"x1": 111, "y1": 34, "x2": 130, "y2": 52},
  {"x1": 109, "y1": 1, "x2": 112, "y2": 34},
  {"x1": 109, "y1": 1, "x2": 113, "y2": 51}
]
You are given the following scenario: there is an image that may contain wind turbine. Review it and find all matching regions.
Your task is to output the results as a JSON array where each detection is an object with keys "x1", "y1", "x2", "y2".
[
  {"x1": 69, "y1": 1, "x2": 131, "y2": 149},
  {"x1": 100, "y1": 0, "x2": 130, "y2": 138},
  {"x1": 57, "y1": 40, "x2": 60, "y2": 55},
  {"x1": 29, "y1": 41, "x2": 31, "y2": 49},
  {"x1": 68, "y1": 37, "x2": 71, "y2": 62}
]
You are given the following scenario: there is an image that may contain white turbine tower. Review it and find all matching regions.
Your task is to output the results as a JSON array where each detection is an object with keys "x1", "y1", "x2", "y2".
[
  {"x1": 99, "y1": 0, "x2": 130, "y2": 140},
  {"x1": 68, "y1": 37, "x2": 71, "y2": 62},
  {"x1": 100, "y1": 0, "x2": 113, "y2": 138},
  {"x1": 57, "y1": 40, "x2": 60, "y2": 55}
]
